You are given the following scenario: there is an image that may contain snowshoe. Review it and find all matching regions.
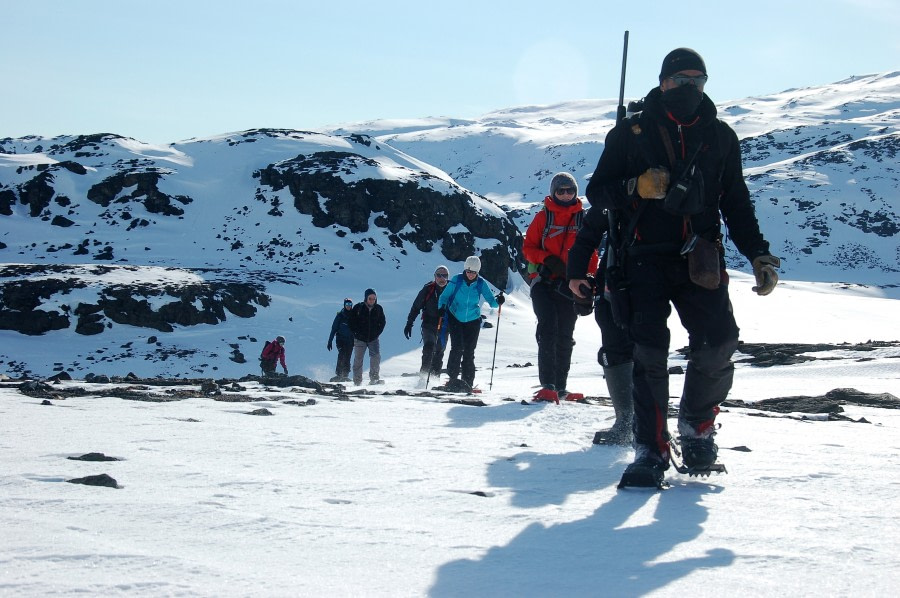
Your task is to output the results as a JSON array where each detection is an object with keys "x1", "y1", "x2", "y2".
[
  {"x1": 558, "y1": 390, "x2": 584, "y2": 401},
  {"x1": 669, "y1": 438, "x2": 727, "y2": 477},
  {"x1": 670, "y1": 415, "x2": 726, "y2": 477},
  {"x1": 617, "y1": 445, "x2": 670, "y2": 490},
  {"x1": 617, "y1": 460, "x2": 669, "y2": 490},
  {"x1": 532, "y1": 387, "x2": 559, "y2": 404},
  {"x1": 434, "y1": 378, "x2": 474, "y2": 394}
]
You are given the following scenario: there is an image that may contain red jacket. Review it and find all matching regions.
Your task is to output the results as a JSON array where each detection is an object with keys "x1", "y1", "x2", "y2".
[
  {"x1": 523, "y1": 196, "x2": 597, "y2": 280},
  {"x1": 261, "y1": 339, "x2": 287, "y2": 369}
]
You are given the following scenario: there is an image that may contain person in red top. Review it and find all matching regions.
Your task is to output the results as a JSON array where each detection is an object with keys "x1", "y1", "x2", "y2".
[
  {"x1": 260, "y1": 335, "x2": 288, "y2": 376},
  {"x1": 523, "y1": 172, "x2": 598, "y2": 402}
]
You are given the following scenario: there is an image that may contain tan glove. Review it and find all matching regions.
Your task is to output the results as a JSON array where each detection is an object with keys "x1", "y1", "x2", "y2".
[
  {"x1": 633, "y1": 168, "x2": 670, "y2": 199},
  {"x1": 752, "y1": 255, "x2": 781, "y2": 296}
]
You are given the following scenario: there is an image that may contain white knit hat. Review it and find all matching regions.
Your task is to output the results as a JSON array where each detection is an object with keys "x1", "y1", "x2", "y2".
[{"x1": 464, "y1": 256, "x2": 481, "y2": 273}]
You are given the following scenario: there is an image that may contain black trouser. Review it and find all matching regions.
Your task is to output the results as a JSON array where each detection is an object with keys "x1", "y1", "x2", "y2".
[
  {"x1": 335, "y1": 342, "x2": 352, "y2": 378},
  {"x1": 627, "y1": 254, "x2": 739, "y2": 456},
  {"x1": 446, "y1": 314, "x2": 482, "y2": 386},
  {"x1": 594, "y1": 292, "x2": 634, "y2": 367},
  {"x1": 420, "y1": 324, "x2": 445, "y2": 374},
  {"x1": 530, "y1": 280, "x2": 577, "y2": 390}
]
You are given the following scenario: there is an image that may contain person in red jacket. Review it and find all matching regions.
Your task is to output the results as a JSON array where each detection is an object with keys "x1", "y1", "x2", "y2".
[
  {"x1": 260, "y1": 335, "x2": 288, "y2": 376},
  {"x1": 523, "y1": 172, "x2": 597, "y2": 402}
]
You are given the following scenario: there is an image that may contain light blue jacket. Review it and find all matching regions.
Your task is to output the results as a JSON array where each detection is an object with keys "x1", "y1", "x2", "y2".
[{"x1": 438, "y1": 274, "x2": 498, "y2": 323}]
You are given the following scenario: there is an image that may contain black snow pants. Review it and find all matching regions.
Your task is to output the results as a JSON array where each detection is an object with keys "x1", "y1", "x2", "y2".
[{"x1": 627, "y1": 254, "x2": 739, "y2": 457}]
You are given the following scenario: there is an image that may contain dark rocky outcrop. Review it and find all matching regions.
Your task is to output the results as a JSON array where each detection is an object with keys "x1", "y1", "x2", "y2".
[
  {"x1": 256, "y1": 151, "x2": 523, "y2": 288},
  {"x1": 0, "y1": 264, "x2": 269, "y2": 336},
  {"x1": 66, "y1": 473, "x2": 119, "y2": 488},
  {"x1": 68, "y1": 453, "x2": 121, "y2": 462},
  {"x1": 724, "y1": 387, "x2": 899, "y2": 414},
  {"x1": 87, "y1": 171, "x2": 193, "y2": 217}
]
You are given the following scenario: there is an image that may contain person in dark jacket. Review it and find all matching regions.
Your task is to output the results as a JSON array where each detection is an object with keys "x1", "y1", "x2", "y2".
[
  {"x1": 567, "y1": 207, "x2": 635, "y2": 445},
  {"x1": 584, "y1": 48, "x2": 780, "y2": 484},
  {"x1": 260, "y1": 335, "x2": 288, "y2": 376},
  {"x1": 523, "y1": 172, "x2": 597, "y2": 402},
  {"x1": 404, "y1": 265, "x2": 450, "y2": 381},
  {"x1": 349, "y1": 288, "x2": 387, "y2": 385},
  {"x1": 327, "y1": 298, "x2": 355, "y2": 382}
]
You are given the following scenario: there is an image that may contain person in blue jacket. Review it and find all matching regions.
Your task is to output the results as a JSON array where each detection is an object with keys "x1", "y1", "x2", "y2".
[{"x1": 437, "y1": 255, "x2": 504, "y2": 391}]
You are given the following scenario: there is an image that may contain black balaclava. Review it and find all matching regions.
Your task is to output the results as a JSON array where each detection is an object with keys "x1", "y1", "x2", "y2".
[{"x1": 658, "y1": 47, "x2": 707, "y2": 122}]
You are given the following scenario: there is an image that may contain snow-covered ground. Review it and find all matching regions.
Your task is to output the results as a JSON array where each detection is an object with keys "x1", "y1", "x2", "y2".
[{"x1": 2, "y1": 273, "x2": 898, "y2": 596}]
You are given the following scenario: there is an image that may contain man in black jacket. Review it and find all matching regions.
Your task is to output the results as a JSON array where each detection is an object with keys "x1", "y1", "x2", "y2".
[
  {"x1": 585, "y1": 48, "x2": 780, "y2": 485},
  {"x1": 404, "y1": 265, "x2": 450, "y2": 381},
  {"x1": 349, "y1": 288, "x2": 387, "y2": 385}
]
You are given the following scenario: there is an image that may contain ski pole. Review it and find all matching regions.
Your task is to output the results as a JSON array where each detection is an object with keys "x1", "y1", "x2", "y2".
[
  {"x1": 489, "y1": 303, "x2": 502, "y2": 390},
  {"x1": 425, "y1": 315, "x2": 443, "y2": 390}
]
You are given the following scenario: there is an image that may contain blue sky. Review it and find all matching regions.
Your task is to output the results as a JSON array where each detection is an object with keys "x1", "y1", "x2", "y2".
[{"x1": 3, "y1": 0, "x2": 898, "y2": 145}]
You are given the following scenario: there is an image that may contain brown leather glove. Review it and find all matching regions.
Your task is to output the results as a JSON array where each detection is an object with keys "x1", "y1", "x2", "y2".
[
  {"x1": 752, "y1": 255, "x2": 781, "y2": 296},
  {"x1": 630, "y1": 168, "x2": 670, "y2": 199}
]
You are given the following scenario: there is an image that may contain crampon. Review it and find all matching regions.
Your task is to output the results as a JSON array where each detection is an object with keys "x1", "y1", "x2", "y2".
[{"x1": 668, "y1": 439, "x2": 727, "y2": 477}]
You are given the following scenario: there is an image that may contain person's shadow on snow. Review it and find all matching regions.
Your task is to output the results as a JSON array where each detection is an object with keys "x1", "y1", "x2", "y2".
[
  {"x1": 429, "y1": 446, "x2": 734, "y2": 596},
  {"x1": 444, "y1": 400, "x2": 555, "y2": 428}
]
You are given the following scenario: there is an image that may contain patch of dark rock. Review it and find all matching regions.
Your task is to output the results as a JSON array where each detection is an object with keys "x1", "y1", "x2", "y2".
[
  {"x1": 200, "y1": 380, "x2": 220, "y2": 395},
  {"x1": 508, "y1": 362, "x2": 533, "y2": 368},
  {"x1": 41, "y1": 399, "x2": 52, "y2": 405},
  {"x1": 284, "y1": 399, "x2": 316, "y2": 406},
  {"x1": 20, "y1": 380, "x2": 53, "y2": 393},
  {"x1": 212, "y1": 394, "x2": 259, "y2": 402},
  {"x1": 443, "y1": 398, "x2": 487, "y2": 407},
  {"x1": 49, "y1": 372, "x2": 73, "y2": 381},
  {"x1": 68, "y1": 452, "x2": 120, "y2": 462},
  {"x1": 67, "y1": 474, "x2": 119, "y2": 488},
  {"x1": 254, "y1": 374, "x2": 324, "y2": 393},
  {"x1": 723, "y1": 387, "x2": 899, "y2": 414},
  {"x1": 246, "y1": 408, "x2": 273, "y2": 416},
  {"x1": 722, "y1": 341, "x2": 900, "y2": 367},
  {"x1": 470, "y1": 491, "x2": 490, "y2": 497},
  {"x1": 668, "y1": 366, "x2": 684, "y2": 375}
]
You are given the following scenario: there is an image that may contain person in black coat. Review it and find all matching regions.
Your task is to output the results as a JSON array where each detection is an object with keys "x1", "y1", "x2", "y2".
[
  {"x1": 567, "y1": 208, "x2": 635, "y2": 446},
  {"x1": 584, "y1": 48, "x2": 780, "y2": 483},
  {"x1": 349, "y1": 288, "x2": 386, "y2": 385},
  {"x1": 326, "y1": 298, "x2": 355, "y2": 382},
  {"x1": 404, "y1": 265, "x2": 450, "y2": 380}
]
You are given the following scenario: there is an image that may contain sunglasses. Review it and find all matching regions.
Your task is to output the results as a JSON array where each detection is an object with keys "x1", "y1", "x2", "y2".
[
  {"x1": 464, "y1": 269, "x2": 477, "y2": 275},
  {"x1": 555, "y1": 187, "x2": 576, "y2": 196},
  {"x1": 669, "y1": 74, "x2": 708, "y2": 87},
  {"x1": 344, "y1": 301, "x2": 352, "y2": 306},
  {"x1": 435, "y1": 272, "x2": 449, "y2": 279}
]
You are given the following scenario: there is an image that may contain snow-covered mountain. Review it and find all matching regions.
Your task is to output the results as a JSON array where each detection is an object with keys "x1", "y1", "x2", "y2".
[
  {"x1": 0, "y1": 73, "x2": 898, "y2": 380},
  {"x1": 0, "y1": 130, "x2": 520, "y2": 378},
  {"x1": 335, "y1": 72, "x2": 900, "y2": 286}
]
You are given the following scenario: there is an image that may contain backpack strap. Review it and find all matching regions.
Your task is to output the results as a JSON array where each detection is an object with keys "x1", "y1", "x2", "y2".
[
  {"x1": 444, "y1": 275, "x2": 486, "y2": 310},
  {"x1": 420, "y1": 282, "x2": 437, "y2": 320},
  {"x1": 540, "y1": 207, "x2": 584, "y2": 249},
  {"x1": 445, "y1": 277, "x2": 463, "y2": 309}
]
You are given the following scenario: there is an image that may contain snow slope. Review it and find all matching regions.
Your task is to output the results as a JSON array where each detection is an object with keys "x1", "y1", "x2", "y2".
[{"x1": 1, "y1": 275, "x2": 898, "y2": 596}]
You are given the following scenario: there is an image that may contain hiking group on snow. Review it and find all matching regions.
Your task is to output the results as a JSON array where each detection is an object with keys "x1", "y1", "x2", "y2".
[{"x1": 262, "y1": 47, "x2": 781, "y2": 490}]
